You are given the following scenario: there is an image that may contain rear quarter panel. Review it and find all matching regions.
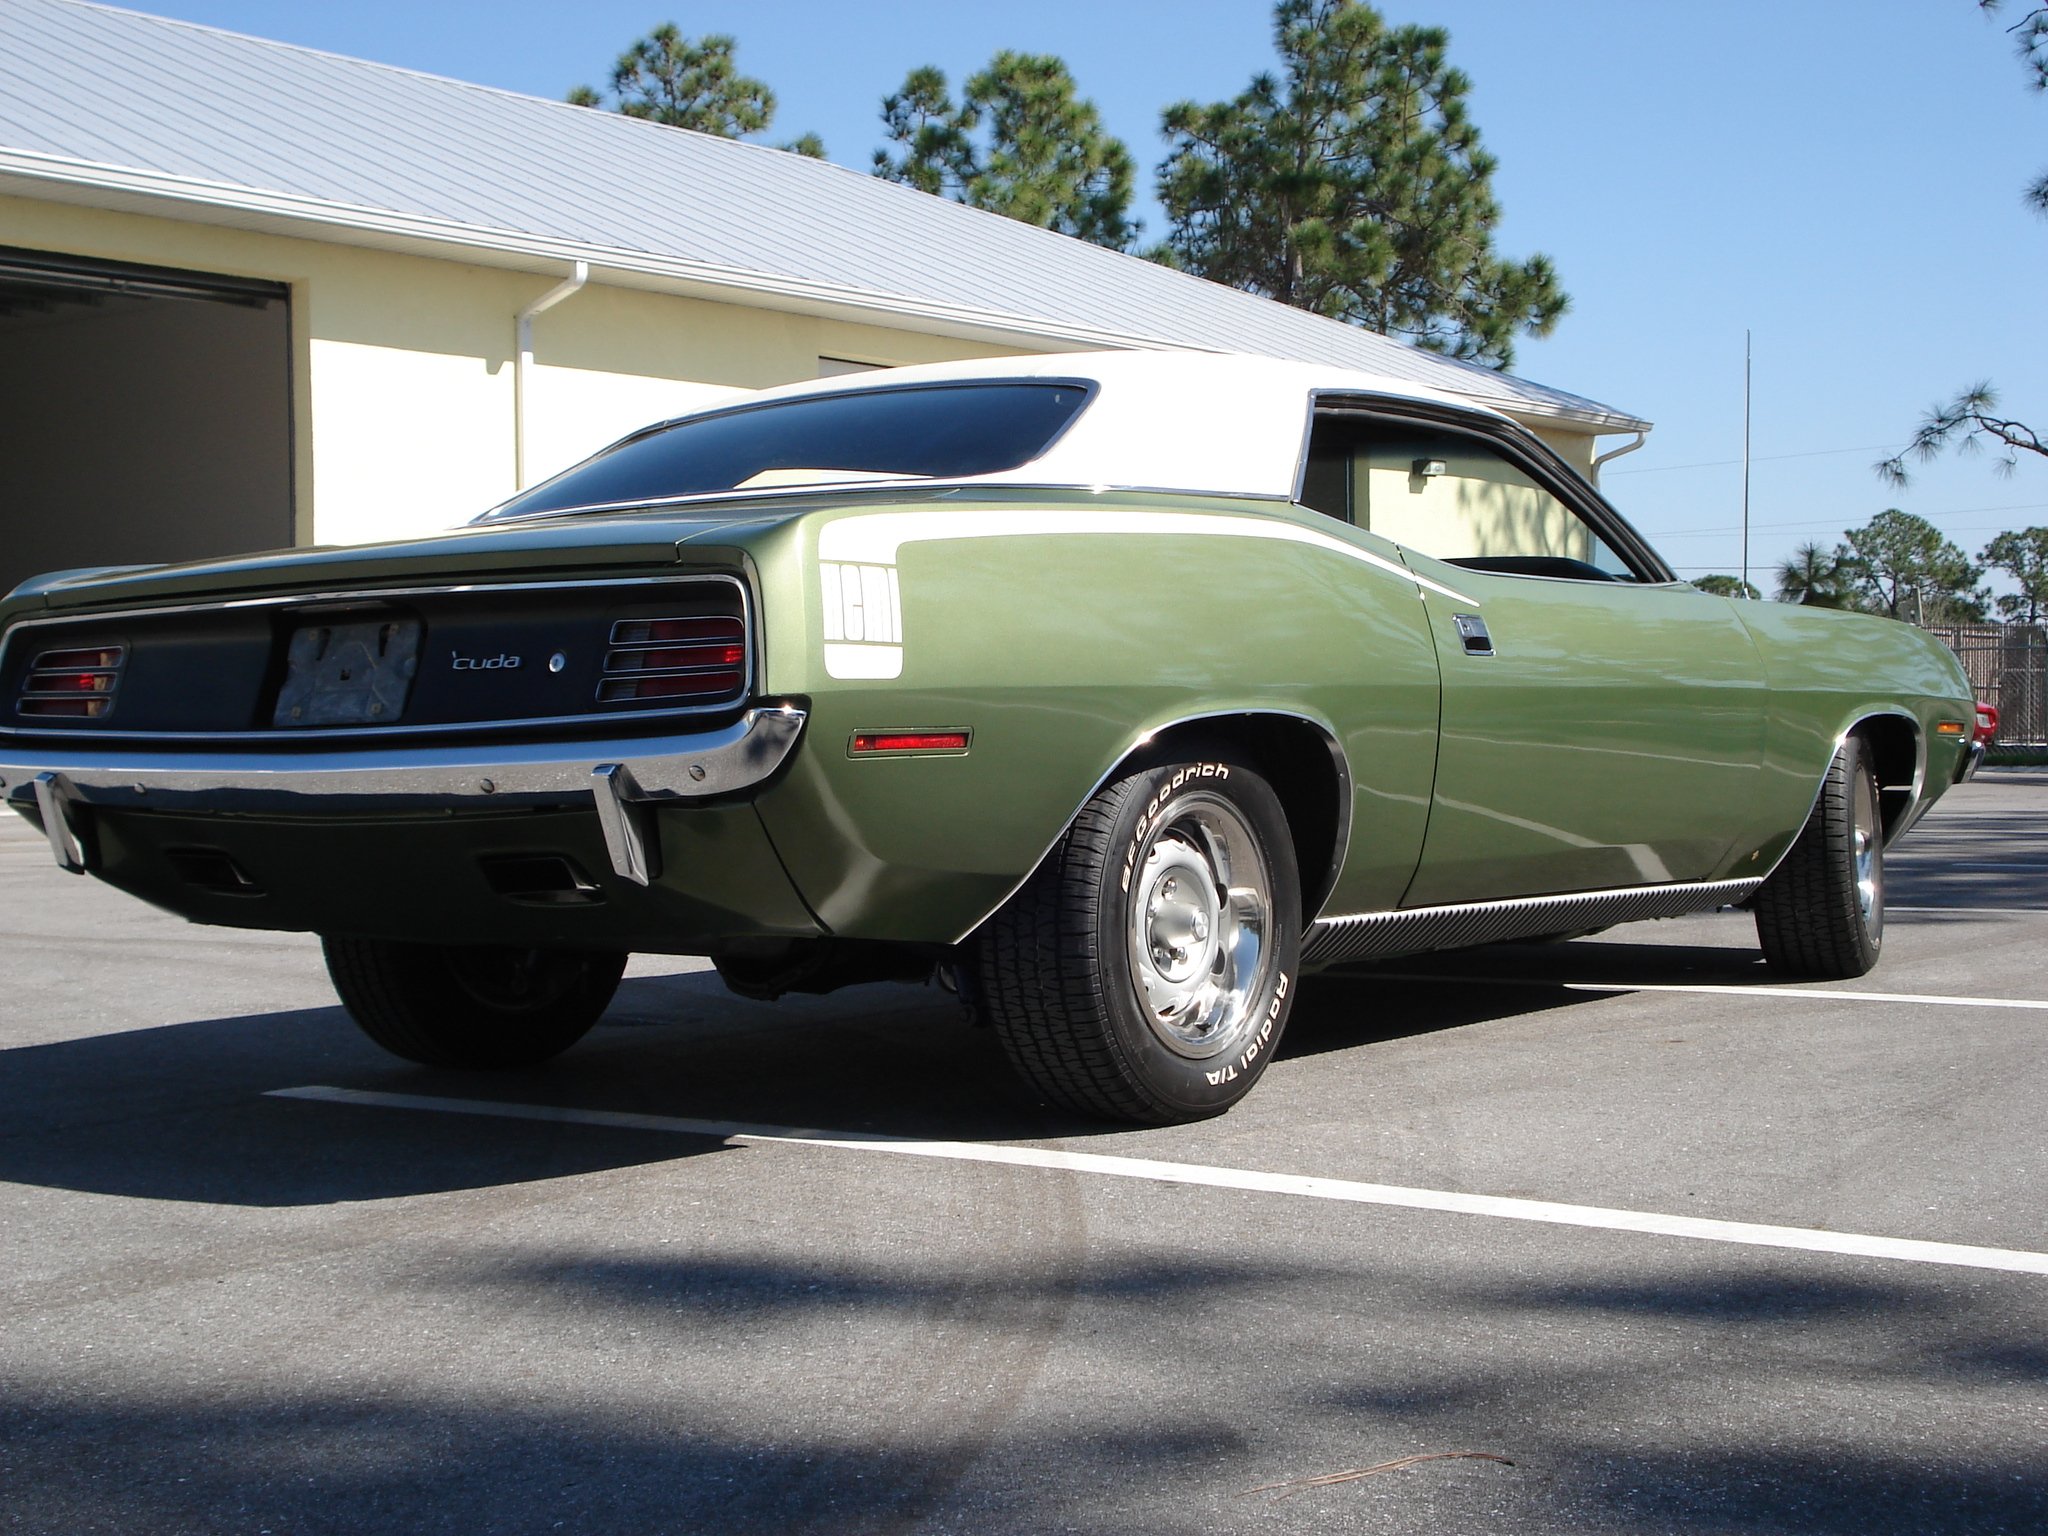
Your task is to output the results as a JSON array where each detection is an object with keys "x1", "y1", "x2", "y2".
[{"x1": 738, "y1": 493, "x2": 1445, "y2": 943}]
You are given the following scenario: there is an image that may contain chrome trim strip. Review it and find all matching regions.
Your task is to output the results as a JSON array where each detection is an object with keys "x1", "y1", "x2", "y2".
[
  {"x1": 945, "y1": 708, "x2": 1355, "y2": 947},
  {"x1": 1755, "y1": 711, "x2": 1926, "y2": 889},
  {"x1": 0, "y1": 574, "x2": 751, "y2": 743},
  {"x1": 29, "y1": 644, "x2": 126, "y2": 667},
  {"x1": 472, "y1": 479, "x2": 1298, "y2": 528},
  {"x1": 607, "y1": 615, "x2": 744, "y2": 646},
  {"x1": 1301, "y1": 877, "x2": 1764, "y2": 968},
  {"x1": 1, "y1": 706, "x2": 805, "y2": 881},
  {"x1": 1891, "y1": 719, "x2": 1933, "y2": 838},
  {"x1": 1307, "y1": 724, "x2": 1355, "y2": 917}
]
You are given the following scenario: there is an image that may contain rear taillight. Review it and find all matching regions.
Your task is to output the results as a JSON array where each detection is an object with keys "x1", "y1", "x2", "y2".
[
  {"x1": 597, "y1": 616, "x2": 745, "y2": 706},
  {"x1": 18, "y1": 645, "x2": 125, "y2": 720},
  {"x1": 610, "y1": 617, "x2": 738, "y2": 646}
]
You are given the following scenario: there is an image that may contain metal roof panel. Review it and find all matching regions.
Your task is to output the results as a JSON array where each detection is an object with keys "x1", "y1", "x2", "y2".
[{"x1": 0, "y1": 0, "x2": 1649, "y2": 431}]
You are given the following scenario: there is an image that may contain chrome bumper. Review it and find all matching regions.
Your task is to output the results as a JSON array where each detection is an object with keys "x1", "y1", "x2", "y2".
[
  {"x1": 1957, "y1": 740, "x2": 1987, "y2": 783},
  {"x1": 0, "y1": 704, "x2": 806, "y2": 887}
]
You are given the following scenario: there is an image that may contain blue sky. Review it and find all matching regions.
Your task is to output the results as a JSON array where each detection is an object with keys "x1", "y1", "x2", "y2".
[{"x1": 115, "y1": 0, "x2": 2048, "y2": 593}]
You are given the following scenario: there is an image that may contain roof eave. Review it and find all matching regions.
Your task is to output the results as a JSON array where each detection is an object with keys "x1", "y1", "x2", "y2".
[{"x1": 0, "y1": 148, "x2": 1652, "y2": 435}]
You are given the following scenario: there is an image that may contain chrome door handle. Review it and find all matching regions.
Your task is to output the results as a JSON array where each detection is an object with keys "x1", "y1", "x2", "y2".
[{"x1": 1453, "y1": 614, "x2": 1493, "y2": 656}]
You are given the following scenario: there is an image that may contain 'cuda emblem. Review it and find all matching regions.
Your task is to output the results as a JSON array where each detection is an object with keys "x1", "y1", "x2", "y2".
[{"x1": 451, "y1": 652, "x2": 521, "y2": 671}]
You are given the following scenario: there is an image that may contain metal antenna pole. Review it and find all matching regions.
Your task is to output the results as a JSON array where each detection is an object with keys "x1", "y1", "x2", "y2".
[{"x1": 1741, "y1": 330, "x2": 1752, "y2": 596}]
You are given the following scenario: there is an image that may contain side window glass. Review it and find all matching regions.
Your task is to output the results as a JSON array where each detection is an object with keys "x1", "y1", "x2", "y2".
[
  {"x1": 1301, "y1": 417, "x2": 1638, "y2": 581},
  {"x1": 1298, "y1": 433, "x2": 1353, "y2": 523}
]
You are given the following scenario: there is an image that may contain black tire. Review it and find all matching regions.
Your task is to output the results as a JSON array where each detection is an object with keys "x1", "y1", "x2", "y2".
[
  {"x1": 322, "y1": 937, "x2": 627, "y2": 1068},
  {"x1": 1754, "y1": 735, "x2": 1884, "y2": 979},
  {"x1": 974, "y1": 756, "x2": 1302, "y2": 1124}
]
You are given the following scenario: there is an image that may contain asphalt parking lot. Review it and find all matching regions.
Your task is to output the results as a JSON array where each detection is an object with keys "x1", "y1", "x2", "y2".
[{"x1": 4, "y1": 773, "x2": 2046, "y2": 1535}]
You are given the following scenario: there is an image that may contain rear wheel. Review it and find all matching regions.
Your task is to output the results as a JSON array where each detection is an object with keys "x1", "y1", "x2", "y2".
[
  {"x1": 1754, "y1": 736, "x2": 1884, "y2": 979},
  {"x1": 322, "y1": 938, "x2": 626, "y2": 1068},
  {"x1": 975, "y1": 756, "x2": 1301, "y2": 1124}
]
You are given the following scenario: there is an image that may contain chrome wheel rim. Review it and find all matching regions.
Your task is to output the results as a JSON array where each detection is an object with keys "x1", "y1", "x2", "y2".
[
  {"x1": 1852, "y1": 766, "x2": 1883, "y2": 937},
  {"x1": 1125, "y1": 792, "x2": 1272, "y2": 1059}
]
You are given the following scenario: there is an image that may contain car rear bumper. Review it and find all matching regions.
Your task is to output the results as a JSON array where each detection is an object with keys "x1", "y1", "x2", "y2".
[{"x1": 1, "y1": 704, "x2": 806, "y2": 885}]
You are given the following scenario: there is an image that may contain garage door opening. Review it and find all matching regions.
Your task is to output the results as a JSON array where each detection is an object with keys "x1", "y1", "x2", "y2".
[{"x1": 0, "y1": 245, "x2": 293, "y2": 599}]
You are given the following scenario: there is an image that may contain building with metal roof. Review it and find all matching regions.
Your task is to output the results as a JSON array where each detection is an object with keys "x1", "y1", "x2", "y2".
[{"x1": 0, "y1": 0, "x2": 1649, "y2": 592}]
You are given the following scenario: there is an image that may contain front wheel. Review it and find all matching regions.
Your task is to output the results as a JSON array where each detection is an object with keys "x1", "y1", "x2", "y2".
[
  {"x1": 975, "y1": 756, "x2": 1301, "y2": 1124},
  {"x1": 322, "y1": 938, "x2": 627, "y2": 1068},
  {"x1": 1753, "y1": 735, "x2": 1884, "y2": 979}
]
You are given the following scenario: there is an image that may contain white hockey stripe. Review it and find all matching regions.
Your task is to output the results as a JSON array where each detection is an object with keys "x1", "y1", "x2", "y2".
[
  {"x1": 269, "y1": 1086, "x2": 2048, "y2": 1278},
  {"x1": 821, "y1": 643, "x2": 903, "y2": 679},
  {"x1": 815, "y1": 508, "x2": 1475, "y2": 604}
]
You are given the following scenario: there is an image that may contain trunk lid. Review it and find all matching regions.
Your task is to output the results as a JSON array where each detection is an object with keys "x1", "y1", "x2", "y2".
[{"x1": 17, "y1": 512, "x2": 790, "y2": 612}]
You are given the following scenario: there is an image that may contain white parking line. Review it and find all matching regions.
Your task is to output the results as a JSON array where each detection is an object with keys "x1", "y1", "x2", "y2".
[
  {"x1": 1891, "y1": 905, "x2": 2043, "y2": 915},
  {"x1": 1890, "y1": 861, "x2": 2048, "y2": 872},
  {"x1": 1375, "y1": 975, "x2": 2048, "y2": 1011},
  {"x1": 270, "y1": 1086, "x2": 2048, "y2": 1279}
]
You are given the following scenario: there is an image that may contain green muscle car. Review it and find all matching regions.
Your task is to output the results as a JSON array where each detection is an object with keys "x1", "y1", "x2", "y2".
[{"x1": 0, "y1": 351, "x2": 1979, "y2": 1123}]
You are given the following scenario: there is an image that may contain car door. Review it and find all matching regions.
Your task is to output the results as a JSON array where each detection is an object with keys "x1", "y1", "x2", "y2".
[{"x1": 1300, "y1": 404, "x2": 1769, "y2": 908}]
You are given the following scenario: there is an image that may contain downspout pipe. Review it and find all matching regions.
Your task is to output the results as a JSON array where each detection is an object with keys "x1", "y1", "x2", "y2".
[
  {"x1": 1590, "y1": 430, "x2": 1647, "y2": 488},
  {"x1": 514, "y1": 260, "x2": 589, "y2": 489}
]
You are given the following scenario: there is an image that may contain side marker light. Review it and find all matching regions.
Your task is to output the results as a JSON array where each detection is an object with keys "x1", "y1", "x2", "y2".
[{"x1": 850, "y1": 730, "x2": 971, "y2": 755}]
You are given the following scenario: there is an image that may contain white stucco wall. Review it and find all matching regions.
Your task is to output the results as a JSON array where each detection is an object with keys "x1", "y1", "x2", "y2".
[
  {"x1": 1, "y1": 193, "x2": 1614, "y2": 556},
  {"x1": 0, "y1": 194, "x2": 1041, "y2": 550}
]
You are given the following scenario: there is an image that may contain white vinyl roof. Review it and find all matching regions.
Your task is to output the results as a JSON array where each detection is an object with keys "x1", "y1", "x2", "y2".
[
  {"x1": 496, "y1": 350, "x2": 1517, "y2": 517},
  {"x1": 0, "y1": 0, "x2": 1651, "y2": 435}
]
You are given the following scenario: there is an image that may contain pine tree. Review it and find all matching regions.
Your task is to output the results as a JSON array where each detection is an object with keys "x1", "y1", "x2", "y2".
[
  {"x1": 1841, "y1": 510, "x2": 1988, "y2": 623},
  {"x1": 1877, "y1": 5, "x2": 2042, "y2": 484},
  {"x1": 569, "y1": 24, "x2": 821, "y2": 155},
  {"x1": 1693, "y1": 575, "x2": 1762, "y2": 599},
  {"x1": 1154, "y1": 0, "x2": 1566, "y2": 368},
  {"x1": 874, "y1": 54, "x2": 1137, "y2": 249},
  {"x1": 1982, "y1": 526, "x2": 2048, "y2": 622},
  {"x1": 1774, "y1": 543, "x2": 1856, "y2": 607}
]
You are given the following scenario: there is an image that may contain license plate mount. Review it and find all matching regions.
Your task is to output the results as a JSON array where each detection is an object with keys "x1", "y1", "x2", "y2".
[{"x1": 272, "y1": 618, "x2": 422, "y2": 728}]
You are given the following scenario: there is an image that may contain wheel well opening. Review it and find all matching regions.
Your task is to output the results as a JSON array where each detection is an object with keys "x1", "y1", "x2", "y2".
[
  {"x1": 1850, "y1": 713, "x2": 1918, "y2": 838},
  {"x1": 1135, "y1": 715, "x2": 1346, "y2": 918}
]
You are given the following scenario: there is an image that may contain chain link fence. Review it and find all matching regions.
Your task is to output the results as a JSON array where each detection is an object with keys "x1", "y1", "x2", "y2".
[{"x1": 1924, "y1": 623, "x2": 2048, "y2": 747}]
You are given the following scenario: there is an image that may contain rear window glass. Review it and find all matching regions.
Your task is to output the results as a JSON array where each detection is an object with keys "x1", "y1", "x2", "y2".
[{"x1": 484, "y1": 382, "x2": 1090, "y2": 519}]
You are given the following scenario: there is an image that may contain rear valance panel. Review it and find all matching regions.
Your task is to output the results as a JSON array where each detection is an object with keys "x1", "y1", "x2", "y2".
[{"x1": 1, "y1": 576, "x2": 749, "y2": 744}]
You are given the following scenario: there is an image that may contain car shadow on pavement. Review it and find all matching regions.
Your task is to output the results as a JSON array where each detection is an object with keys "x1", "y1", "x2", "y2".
[
  {"x1": 0, "y1": 999, "x2": 744, "y2": 1208},
  {"x1": 0, "y1": 947, "x2": 1654, "y2": 1209},
  {"x1": 1, "y1": 903, "x2": 2018, "y2": 1213},
  {"x1": 1278, "y1": 932, "x2": 1780, "y2": 1062}
]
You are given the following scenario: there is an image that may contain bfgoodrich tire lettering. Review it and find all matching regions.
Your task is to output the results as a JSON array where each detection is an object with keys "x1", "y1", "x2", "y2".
[
  {"x1": 975, "y1": 757, "x2": 1302, "y2": 1124},
  {"x1": 1753, "y1": 735, "x2": 1885, "y2": 979},
  {"x1": 322, "y1": 938, "x2": 627, "y2": 1068}
]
